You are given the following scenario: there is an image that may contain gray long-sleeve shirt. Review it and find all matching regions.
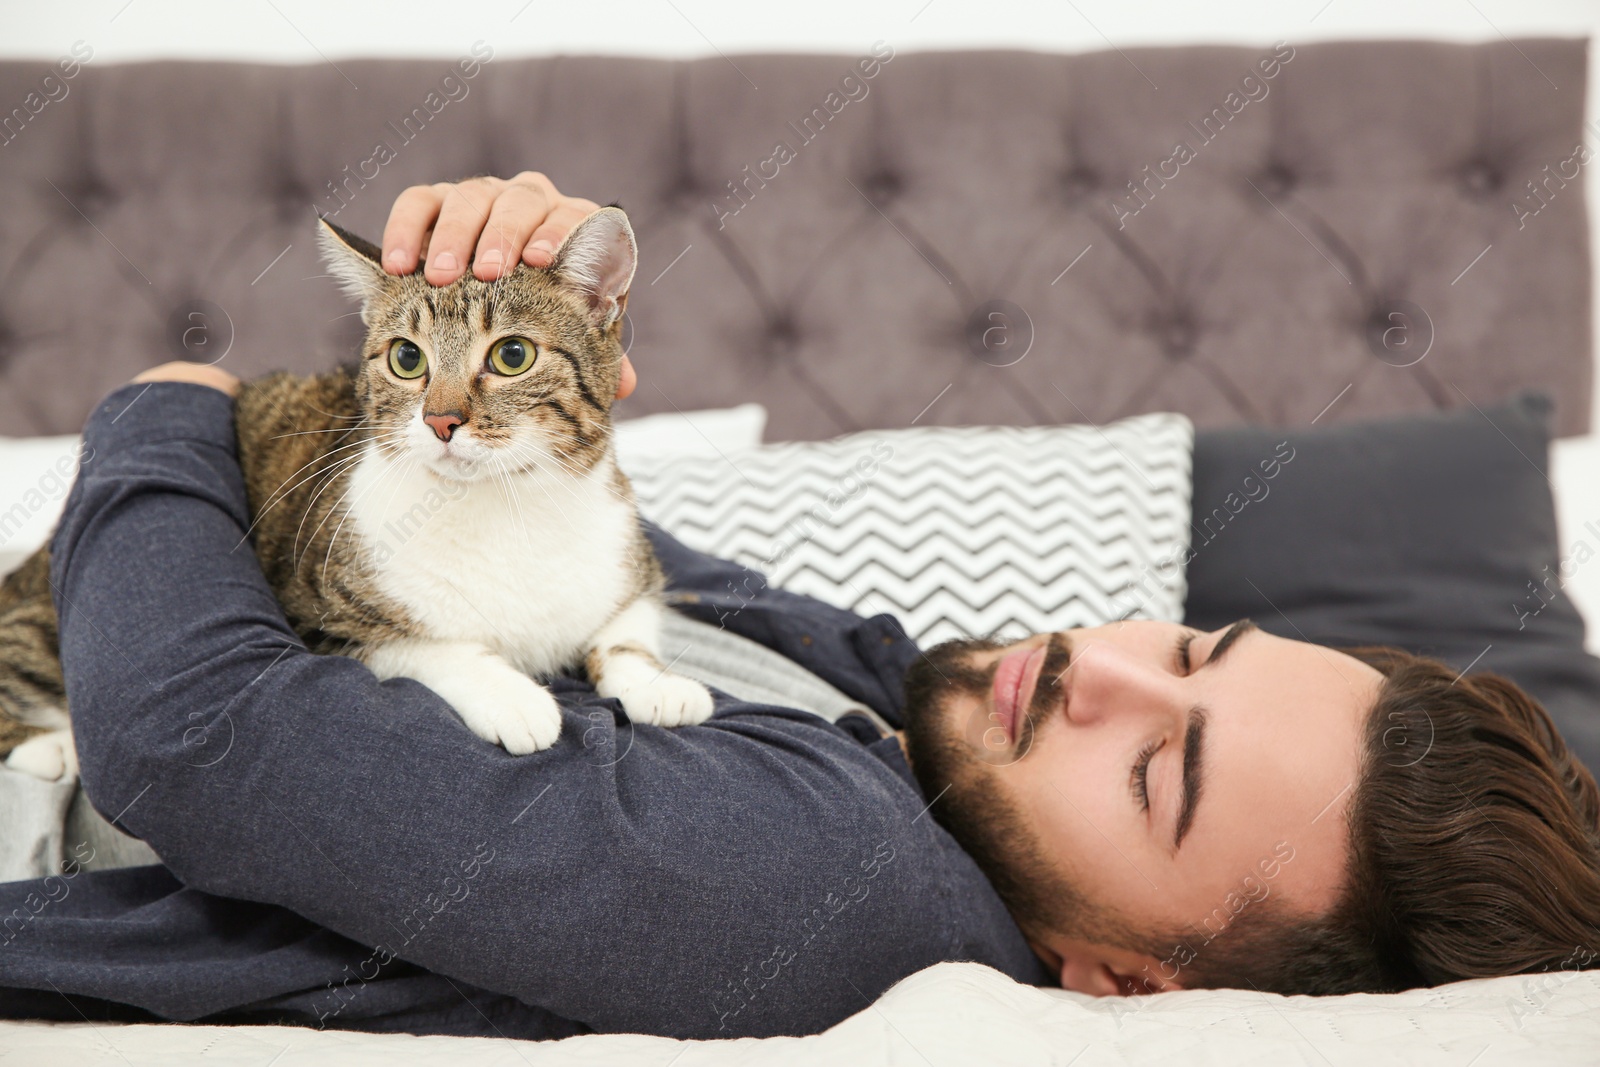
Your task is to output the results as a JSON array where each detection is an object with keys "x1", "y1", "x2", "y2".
[{"x1": 0, "y1": 381, "x2": 1048, "y2": 1039}]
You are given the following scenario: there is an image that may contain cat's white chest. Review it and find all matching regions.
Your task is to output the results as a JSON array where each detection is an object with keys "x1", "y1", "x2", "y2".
[{"x1": 343, "y1": 444, "x2": 636, "y2": 676}]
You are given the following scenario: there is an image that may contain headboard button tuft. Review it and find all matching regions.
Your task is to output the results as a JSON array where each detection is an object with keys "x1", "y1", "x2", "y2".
[
  {"x1": 1060, "y1": 168, "x2": 1099, "y2": 203},
  {"x1": 1254, "y1": 163, "x2": 1296, "y2": 199},
  {"x1": 766, "y1": 313, "x2": 800, "y2": 358},
  {"x1": 1458, "y1": 160, "x2": 1502, "y2": 197},
  {"x1": 862, "y1": 169, "x2": 902, "y2": 202},
  {"x1": 1160, "y1": 314, "x2": 1196, "y2": 359},
  {"x1": 667, "y1": 174, "x2": 703, "y2": 212},
  {"x1": 57, "y1": 176, "x2": 116, "y2": 218},
  {"x1": 274, "y1": 178, "x2": 310, "y2": 220}
]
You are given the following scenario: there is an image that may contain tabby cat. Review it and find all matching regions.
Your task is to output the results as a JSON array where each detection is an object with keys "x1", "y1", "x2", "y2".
[{"x1": 0, "y1": 206, "x2": 713, "y2": 780}]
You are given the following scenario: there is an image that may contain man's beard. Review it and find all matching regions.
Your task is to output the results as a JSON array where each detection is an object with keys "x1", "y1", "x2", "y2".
[{"x1": 900, "y1": 633, "x2": 1111, "y2": 941}]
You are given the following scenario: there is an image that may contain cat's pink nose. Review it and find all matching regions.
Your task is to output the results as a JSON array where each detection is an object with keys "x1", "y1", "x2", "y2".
[{"x1": 424, "y1": 412, "x2": 464, "y2": 442}]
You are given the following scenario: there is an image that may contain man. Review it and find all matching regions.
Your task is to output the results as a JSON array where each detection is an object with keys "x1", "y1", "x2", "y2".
[{"x1": 1, "y1": 174, "x2": 1596, "y2": 1039}]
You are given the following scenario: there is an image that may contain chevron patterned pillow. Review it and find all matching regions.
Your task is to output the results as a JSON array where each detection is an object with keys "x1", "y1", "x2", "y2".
[{"x1": 626, "y1": 414, "x2": 1195, "y2": 648}]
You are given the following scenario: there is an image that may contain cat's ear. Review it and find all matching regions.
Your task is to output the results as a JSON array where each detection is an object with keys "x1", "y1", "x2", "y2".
[
  {"x1": 316, "y1": 215, "x2": 391, "y2": 318},
  {"x1": 549, "y1": 206, "x2": 636, "y2": 330}
]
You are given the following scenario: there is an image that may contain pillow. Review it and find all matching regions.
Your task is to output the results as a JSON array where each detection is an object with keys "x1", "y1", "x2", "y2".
[
  {"x1": 0, "y1": 405, "x2": 769, "y2": 579},
  {"x1": 612, "y1": 402, "x2": 767, "y2": 473},
  {"x1": 0, "y1": 434, "x2": 85, "y2": 579},
  {"x1": 1183, "y1": 392, "x2": 1600, "y2": 775},
  {"x1": 1550, "y1": 432, "x2": 1600, "y2": 656},
  {"x1": 628, "y1": 414, "x2": 1195, "y2": 647}
]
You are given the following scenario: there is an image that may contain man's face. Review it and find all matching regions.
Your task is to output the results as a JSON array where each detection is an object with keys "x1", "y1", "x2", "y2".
[{"x1": 900, "y1": 618, "x2": 1383, "y2": 996}]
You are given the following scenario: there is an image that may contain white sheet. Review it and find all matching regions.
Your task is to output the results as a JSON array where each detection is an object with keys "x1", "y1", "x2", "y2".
[{"x1": 3, "y1": 960, "x2": 1598, "y2": 1065}]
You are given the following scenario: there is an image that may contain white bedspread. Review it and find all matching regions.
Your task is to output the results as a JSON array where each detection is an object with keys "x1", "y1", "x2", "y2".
[{"x1": 4, "y1": 960, "x2": 1597, "y2": 1066}]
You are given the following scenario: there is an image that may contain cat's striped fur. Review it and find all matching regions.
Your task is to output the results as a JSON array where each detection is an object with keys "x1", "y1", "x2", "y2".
[{"x1": 0, "y1": 207, "x2": 712, "y2": 778}]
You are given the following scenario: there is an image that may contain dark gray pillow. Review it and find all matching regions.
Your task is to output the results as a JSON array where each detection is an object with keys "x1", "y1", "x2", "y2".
[{"x1": 1184, "y1": 392, "x2": 1600, "y2": 775}]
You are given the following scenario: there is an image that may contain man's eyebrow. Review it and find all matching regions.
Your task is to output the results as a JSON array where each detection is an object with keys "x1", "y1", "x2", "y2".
[
  {"x1": 1173, "y1": 708, "x2": 1208, "y2": 852},
  {"x1": 1201, "y1": 617, "x2": 1256, "y2": 671},
  {"x1": 1173, "y1": 618, "x2": 1255, "y2": 851}
]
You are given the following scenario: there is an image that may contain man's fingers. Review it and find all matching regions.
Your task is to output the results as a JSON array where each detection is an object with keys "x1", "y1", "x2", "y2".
[
  {"x1": 424, "y1": 178, "x2": 504, "y2": 285},
  {"x1": 381, "y1": 173, "x2": 598, "y2": 284},
  {"x1": 525, "y1": 200, "x2": 601, "y2": 268},
  {"x1": 381, "y1": 184, "x2": 447, "y2": 275},
  {"x1": 473, "y1": 183, "x2": 554, "y2": 281}
]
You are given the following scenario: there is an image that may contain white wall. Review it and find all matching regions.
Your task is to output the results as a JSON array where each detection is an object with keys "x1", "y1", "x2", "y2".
[{"x1": 0, "y1": 0, "x2": 1596, "y2": 62}]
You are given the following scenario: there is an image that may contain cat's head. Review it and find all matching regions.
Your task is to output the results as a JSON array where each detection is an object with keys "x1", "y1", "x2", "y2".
[{"x1": 315, "y1": 207, "x2": 636, "y2": 483}]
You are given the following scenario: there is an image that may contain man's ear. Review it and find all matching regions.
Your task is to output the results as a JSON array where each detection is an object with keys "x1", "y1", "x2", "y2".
[
  {"x1": 549, "y1": 206, "x2": 636, "y2": 331},
  {"x1": 316, "y1": 215, "x2": 391, "y2": 323},
  {"x1": 1039, "y1": 939, "x2": 1185, "y2": 997}
]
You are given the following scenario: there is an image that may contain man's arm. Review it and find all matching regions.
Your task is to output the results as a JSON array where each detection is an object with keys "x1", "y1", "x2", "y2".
[{"x1": 52, "y1": 381, "x2": 942, "y2": 1038}]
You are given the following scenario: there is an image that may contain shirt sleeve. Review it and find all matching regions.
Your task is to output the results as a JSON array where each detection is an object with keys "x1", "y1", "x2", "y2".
[{"x1": 49, "y1": 381, "x2": 951, "y2": 1039}]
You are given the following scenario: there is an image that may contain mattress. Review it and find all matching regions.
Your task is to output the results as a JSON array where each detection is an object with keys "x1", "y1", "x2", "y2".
[{"x1": 3, "y1": 960, "x2": 1597, "y2": 1065}]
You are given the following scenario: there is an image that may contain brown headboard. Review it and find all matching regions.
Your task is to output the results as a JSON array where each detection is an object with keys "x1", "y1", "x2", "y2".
[{"x1": 0, "y1": 38, "x2": 1589, "y2": 440}]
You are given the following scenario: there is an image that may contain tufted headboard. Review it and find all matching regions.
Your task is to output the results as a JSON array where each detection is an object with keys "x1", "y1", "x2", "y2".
[{"x1": 0, "y1": 38, "x2": 1590, "y2": 440}]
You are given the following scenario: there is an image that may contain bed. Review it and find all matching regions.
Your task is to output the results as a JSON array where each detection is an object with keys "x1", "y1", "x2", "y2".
[{"x1": 2, "y1": 35, "x2": 1599, "y2": 1064}]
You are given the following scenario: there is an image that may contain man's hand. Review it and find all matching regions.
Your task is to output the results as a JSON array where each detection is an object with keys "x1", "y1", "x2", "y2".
[
  {"x1": 381, "y1": 171, "x2": 601, "y2": 286},
  {"x1": 381, "y1": 172, "x2": 635, "y2": 401},
  {"x1": 132, "y1": 361, "x2": 241, "y2": 398}
]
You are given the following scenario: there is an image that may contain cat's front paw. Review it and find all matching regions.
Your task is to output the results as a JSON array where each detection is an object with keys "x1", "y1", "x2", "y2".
[
  {"x1": 449, "y1": 668, "x2": 563, "y2": 754},
  {"x1": 615, "y1": 673, "x2": 715, "y2": 728},
  {"x1": 4, "y1": 725, "x2": 78, "y2": 781}
]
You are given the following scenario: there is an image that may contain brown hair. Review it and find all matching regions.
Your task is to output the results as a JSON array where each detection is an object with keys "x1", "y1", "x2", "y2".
[{"x1": 1164, "y1": 646, "x2": 1600, "y2": 993}]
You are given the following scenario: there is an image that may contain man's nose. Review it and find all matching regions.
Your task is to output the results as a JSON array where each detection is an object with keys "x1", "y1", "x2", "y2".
[
  {"x1": 1063, "y1": 640, "x2": 1183, "y2": 724},
  {"x1": 423, "y1": 411, "x2": 465, "y2": 442}
]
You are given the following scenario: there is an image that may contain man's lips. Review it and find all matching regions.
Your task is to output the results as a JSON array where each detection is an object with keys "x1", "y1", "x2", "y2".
[{"x1": 991, "y1": 643, "x2": 1049, "y2": 745}]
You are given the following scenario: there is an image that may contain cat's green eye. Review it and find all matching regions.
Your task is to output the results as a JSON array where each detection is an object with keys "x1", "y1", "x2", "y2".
[
  {"x1": 388, "y1": 339, "x2": 427, "y2": 380},
  {"x1": 488, "y1": 336, "x2": 538, "y2": 376}
]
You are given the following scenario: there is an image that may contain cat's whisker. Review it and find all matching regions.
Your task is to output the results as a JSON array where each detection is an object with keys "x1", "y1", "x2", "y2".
[
  {"x1": 501, "y1": 449, "x2": 552, "y2": 546},
  {"x1": 291, "y1": 431, "x2": 406, "y2": 559},
  {"x1": 269, "y1": 424, "x2": 371, "y2": 441},
  {"x1": 497, "y1": 440, "x2": 598, "y2": 528},
  {"x1": 255, "y1": 427, "x2": 369, "y2": 497},
  {"x1": 488, "y1": 458, "x2": 535, "y2": 550},
  {"x1": 501, "y1": 432, "x2": 575, "y2": 482},
  {"x1": 316, "y1": 443, "x2": 414, "y2": 583},
  {"x1": 508, "y1": 438, "x2": 626, "y2": 528},
  {"x1": 514, "y1": 457, "x2": 578, "y2": 529},
  {"x1": 510, "y1": 435, "x2": 631, "y2": 515},
  {"x1": 342, "y1": 443, "x2": 432, "y2": 577},
  {"x1": 286, "y1": 431, "x2": 407, "y2": 568},
  {"x1": 513, "y1": 419, "x2": 616, "y2": 481},
  {"x1": 291, "y1": 441, "x2": 388, "y2": 563},
  {"x1": 245, "y1": 424, "x2": 404, "y2": 536},
  {"x1": 236, "y1": 439, "x2": 377, "y2": 550},
  {"x1": 501, "y1": 434, "x2": 623, "y2": 531},
  {"x1": 296, "y1": 399, "x2": 368, "y2": 422},
  {"x1": 250, "y1": 421, "x2": 377, "y2": 520},
  {"x1": 309, "y1": 479, "x2": 368, "y2": 578},
  {"x1": 253, "y1": 418, "x2": 380, "y2": 490},
  {"x1": 376, "y1": 442, "x2": 428, "y2": 529},
  {"x1": 288, "y1": 450, "x2": 379, "y2": 569}
]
